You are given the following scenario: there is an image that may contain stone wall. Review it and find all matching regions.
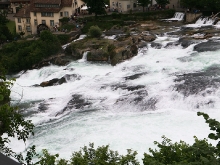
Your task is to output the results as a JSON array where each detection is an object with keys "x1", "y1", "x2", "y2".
[{"x1": 185, "y1": 12, "x2": 202, "y2": 23}]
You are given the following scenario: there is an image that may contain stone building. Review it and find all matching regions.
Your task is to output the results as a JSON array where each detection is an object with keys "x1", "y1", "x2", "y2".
[
  {"x1": 14, "y1": 0, "x2": 85, "y2": 36},
  {"x1": 109, "y1": 0, "x2": 138, "y2": 13}
]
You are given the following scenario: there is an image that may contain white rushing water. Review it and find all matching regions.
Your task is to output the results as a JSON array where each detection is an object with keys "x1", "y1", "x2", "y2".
[
  {"x1": 162, "y1": 12, "x2": 185, "y2": 21},
  {"x1": 10, "y1": 34, "x2": 220, "y2": 163}
]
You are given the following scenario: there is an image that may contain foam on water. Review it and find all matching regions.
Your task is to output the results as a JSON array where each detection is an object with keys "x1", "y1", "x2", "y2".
[{"x1": 10, "y1": 35, "x2": 220, "y2": 164}]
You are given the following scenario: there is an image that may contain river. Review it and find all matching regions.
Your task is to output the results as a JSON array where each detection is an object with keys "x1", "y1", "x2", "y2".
[{"x1": 10, "y1": 20, "x2": 220, "y2": 163}]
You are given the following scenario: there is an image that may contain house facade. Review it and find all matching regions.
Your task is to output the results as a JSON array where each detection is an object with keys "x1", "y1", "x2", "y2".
[
  {"x1": 109, "y1": 0, "x2": 138, "y2": 13},
  {"x1": 166, "y1": 0, "x2": 180, "y2": 9},
  {"x1": 14, "y1": 0, "x2": 85, "y2": 36},
  {"x1": 10, "y1": 0, "x2": 30, "y2": 13},
  {"x1": 14, "y1": 4, "x2": 31, "y2": 36}
]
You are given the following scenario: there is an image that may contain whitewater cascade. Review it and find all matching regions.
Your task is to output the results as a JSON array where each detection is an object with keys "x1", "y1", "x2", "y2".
[
  {"x1": 10, "y1": 26, "x2": 220, "y2": 164},
  {"x1": 78, "y1": 51, "x2": 88, "y2": 62},
  {"x1": 195, "y1": 16, "x2": 215, "y2": 25},
  {"x1": 163, "y1": 12, "x2": 185, "y2": 21}
]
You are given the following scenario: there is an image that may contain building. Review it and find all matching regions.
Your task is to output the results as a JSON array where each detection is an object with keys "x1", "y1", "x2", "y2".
[
  {"x1": 14, "y1": 0, "x2": 85, "y2": 36},
  {"x1": 109, "y1": 0, "x2": 138, "y2": 13},
  {"x1": 166, "y1": 0, "x2": 180, "y2": 9},
  {"x1": 14, "y1": 4, "x2": 31, "y2": 36},
  {"x1": 10, "y1": 0, "x2": 30, "y2": 13},
  {"x1": 0, "y1": 0, "x2": 10, "y2": 12}
]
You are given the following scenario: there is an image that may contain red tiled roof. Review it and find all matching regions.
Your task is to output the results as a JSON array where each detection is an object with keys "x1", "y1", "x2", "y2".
[
  {"x1": 34, "y1": 0, "x2": 61, "y2": 4},
  {"x1": 13, "y1": 4, "x2": 30, "y2": 17},
  {"x1": 10, "y1": 0, "x2": 30, "y2": 2},
  {"x1": 29, "y1": 0, "x2": 72, "y2": 13},
  {"x1": 62, "y1": 0, "x2": 72, "y2": 7}
]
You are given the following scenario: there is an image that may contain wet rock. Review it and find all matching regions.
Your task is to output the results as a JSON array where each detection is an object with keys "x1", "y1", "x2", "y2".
[
  {"x1": 164, "y1": 41, "x2": 179, "y2": 48},
  {"x1": 151, "y1": 42, "x2": 162, "y2": 49},
  {"x1": 38, "y1": 102, "x2": 49, "y2": 112},
  {"x1": 40, "y1": 78, "x2": 66, "y2": 87},
  {"x1": 111, "y1": 84, "x2": 145, "y2": 91},
  {"x1": 138, "y1": 41, "x2": 147, "y2": 48},
  {"x1": 39, "y1": 74, "x2": 81, "y2": 87},
  {"x1": 194, "y1": 41, "x2": 220, "y2": 52},
  {"x1": 174, "y1": 65, "x2": 220, "y2": 96},
  {"x1": 87, "y1": 50, "x2": 108, "y2": 61},
  {"x1": 177, "y1": 56, "x2": 193, "y2": 62},
  {"x1": 56, "y1": 94, "x2": 91, "y2": 116},
  {"x1": 124, "y1": 72, "x2": 147, "y2": 80},
  {"x1": 115, "y1": 89, "x2": 157, "y2": 110},
  {"x1": 32, "y1": 54, "x2": 71, "y2": 69},
  {"x1": 178, "y1": 37, "x2": 199, "y2": 48}
]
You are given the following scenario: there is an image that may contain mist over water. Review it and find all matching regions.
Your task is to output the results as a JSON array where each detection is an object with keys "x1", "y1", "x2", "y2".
[{"x1": 10, "y1": 33, "x2": 220, "y2": 163}]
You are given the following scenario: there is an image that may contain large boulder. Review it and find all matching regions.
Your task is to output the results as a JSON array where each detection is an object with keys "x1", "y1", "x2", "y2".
[{"x1": 194, "y1": 41, "x2": 220, "y2": 52}]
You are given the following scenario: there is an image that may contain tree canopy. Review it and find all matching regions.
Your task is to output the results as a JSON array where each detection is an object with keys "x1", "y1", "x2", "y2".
[
  {"x1": 180, "y1": 0, "x2": 220, "y2": 12},
  {"x1": 155, "y1": 0, "x2": 169, "y2": 8},
  {"x1": 82, "y1": 0, "x2": 106, "y2": 17},
  {"x1": 138, "y1": 0, "x2": 151, "y2": 12}
]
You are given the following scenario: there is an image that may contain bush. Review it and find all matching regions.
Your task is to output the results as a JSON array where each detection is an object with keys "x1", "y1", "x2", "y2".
[
  {"x1": 88, "y1": 25, "x2": 102, "y2": 38},
  {"x1": 57, "y1": 34, "x2": 70, "y2": 45},
  {"x1": 60, "y1": 24, "x2": 75, "y2": 32}
]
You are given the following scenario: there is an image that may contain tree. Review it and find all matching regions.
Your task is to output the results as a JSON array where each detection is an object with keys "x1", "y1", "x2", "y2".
[
  {"x1": 180, "y1": 0, "x2": 220, "y2": 12},
  {"x1": 0, "y1": 10, "x2": 8, "y2": 25},
  {"x1": 142, "y1": 112, "x2": 220, "y2": 165},
  {"x1": 82, "y1": 0, "x2": 106, "y2": 18},
  {"x1": 138, "y1": 0, "x2": 151, "y2": 12},
  {"x1": 155, "y1": 0, "x2": 169, "y2": 8},
  {"x1": 0, "y1": 11, "x2": 12, "y2": 45},
  {"x1": 88, "y1": 25, "x2": 102, "y2": 38},
  {"x1": 0, "y1": 72, "x2": 35, "y2": 160}
]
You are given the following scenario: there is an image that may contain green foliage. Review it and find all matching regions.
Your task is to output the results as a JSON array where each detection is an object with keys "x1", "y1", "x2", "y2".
[
  {"x1": 0, "y1": 31, "x2": 61, "y2": 73},
  {"x1": 88, "y1": 25, "x2": 102, "y2": 38},
  {"x1": 0, "y1": 74, "x2": 35, "y2": 160},
  {"x1": 6, "y1": 20, "x2": 16, "y2": 35},
  {"x1": 0, "y1": 10, "x2": 8, "y2": 25},
  {"x1": 59, "y1": 17, "x2": 70, "y2": 25},
  {"x1": 155, "y1": 0, "x2": 170, "y2": 8},
  {"x1": 143, "y1": 135, "x2": 218, "y2": 165},
  {"x1": 82, "y1": 0, "x2": 106, "y2": 17},
  {"x1": 197, "y1": 112, "x2": 220, "y2": 156},
  {"x1": 0, "y1": 25, "x2": 13, "y2": 44},
  {"x1": 81, "y1": 21, "x2": 114, "y2": 34},
  {"x1": 61, "y1": 24, "x2": 76, "y2": 32},
  {"x1": 180, "y1": 0, "x2": 220, "y2": 12},
  {"x1": 71, "y1": 143, "x2": 139, "y2": 165},
  {"x1": 57, "y1": 34, "x2": 71, "y2": 45},
  {"x1": 138, "y1": 0, "x2": 151, "y2": 12}
]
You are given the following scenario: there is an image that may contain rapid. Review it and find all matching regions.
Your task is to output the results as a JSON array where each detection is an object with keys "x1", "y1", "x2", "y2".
[{"x1": 10, "y1": 22, "x2": 220, "y2": 163}]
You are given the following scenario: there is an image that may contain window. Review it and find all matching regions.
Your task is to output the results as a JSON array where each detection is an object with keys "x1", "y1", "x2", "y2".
[
  {"x1": 35, "y1": 3, "x2": 59, "y2": 8},
  {"x1": 34, "y1": 19, "x2": 38, "y2": 25},
  {"x1": 26, "y1": 26, "x2": 31, "y2": 32},
  {"x1": 50, "y1": 20, "x2": 54, "y2": 26},
  {"x1": 60, "y1": 12, "x2": 63, "y2": 17},
  {"x1": 42, "y1": 20, "x2": 46, "y2": 24},
  {"x1": 18, "y1": 25, "x2": 22, "y2": 31},
  {"x1": 64, "y1": 11, "x2": 69, "y2": 17},
  {"x1": 34, "y1": 12, "x2": 36, "y2": 16},
  {"x1": 26, "y1": 18, "x2": 30, "y2": 23},
  {"x1": 41, "y1": 12, "x2": 54, "y2": 17},
  {"x1": 127, "y1": 5, "x2": 130, "y2": 9},
  {"x1": 18, "y1": 18, "x2": 21, "y2": 23}
]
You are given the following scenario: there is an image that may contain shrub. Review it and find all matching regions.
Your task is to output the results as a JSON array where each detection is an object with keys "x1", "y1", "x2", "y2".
[{"x1": 88, "y1": 25, "x2": 102, "y2": 38}]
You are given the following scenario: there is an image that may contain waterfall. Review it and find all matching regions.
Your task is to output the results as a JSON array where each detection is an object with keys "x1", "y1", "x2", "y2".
[
  {"x1": 162, "y1": 12, "x2": 185, "y2": 21},
  {"x1": 195, "y1": 17, "x2": 215, "y2": 25},
  {"x1": 173, "y1": 12, "x2": 185, "y2": 20},
  {"x1": 78, "y1": 51, "x2": 89, "y2": 62}
]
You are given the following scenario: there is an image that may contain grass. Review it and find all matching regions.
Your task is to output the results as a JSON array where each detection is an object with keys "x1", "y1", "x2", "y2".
[{"x1": 6, "y1": 20, "x2": 15, "y2": 35}]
